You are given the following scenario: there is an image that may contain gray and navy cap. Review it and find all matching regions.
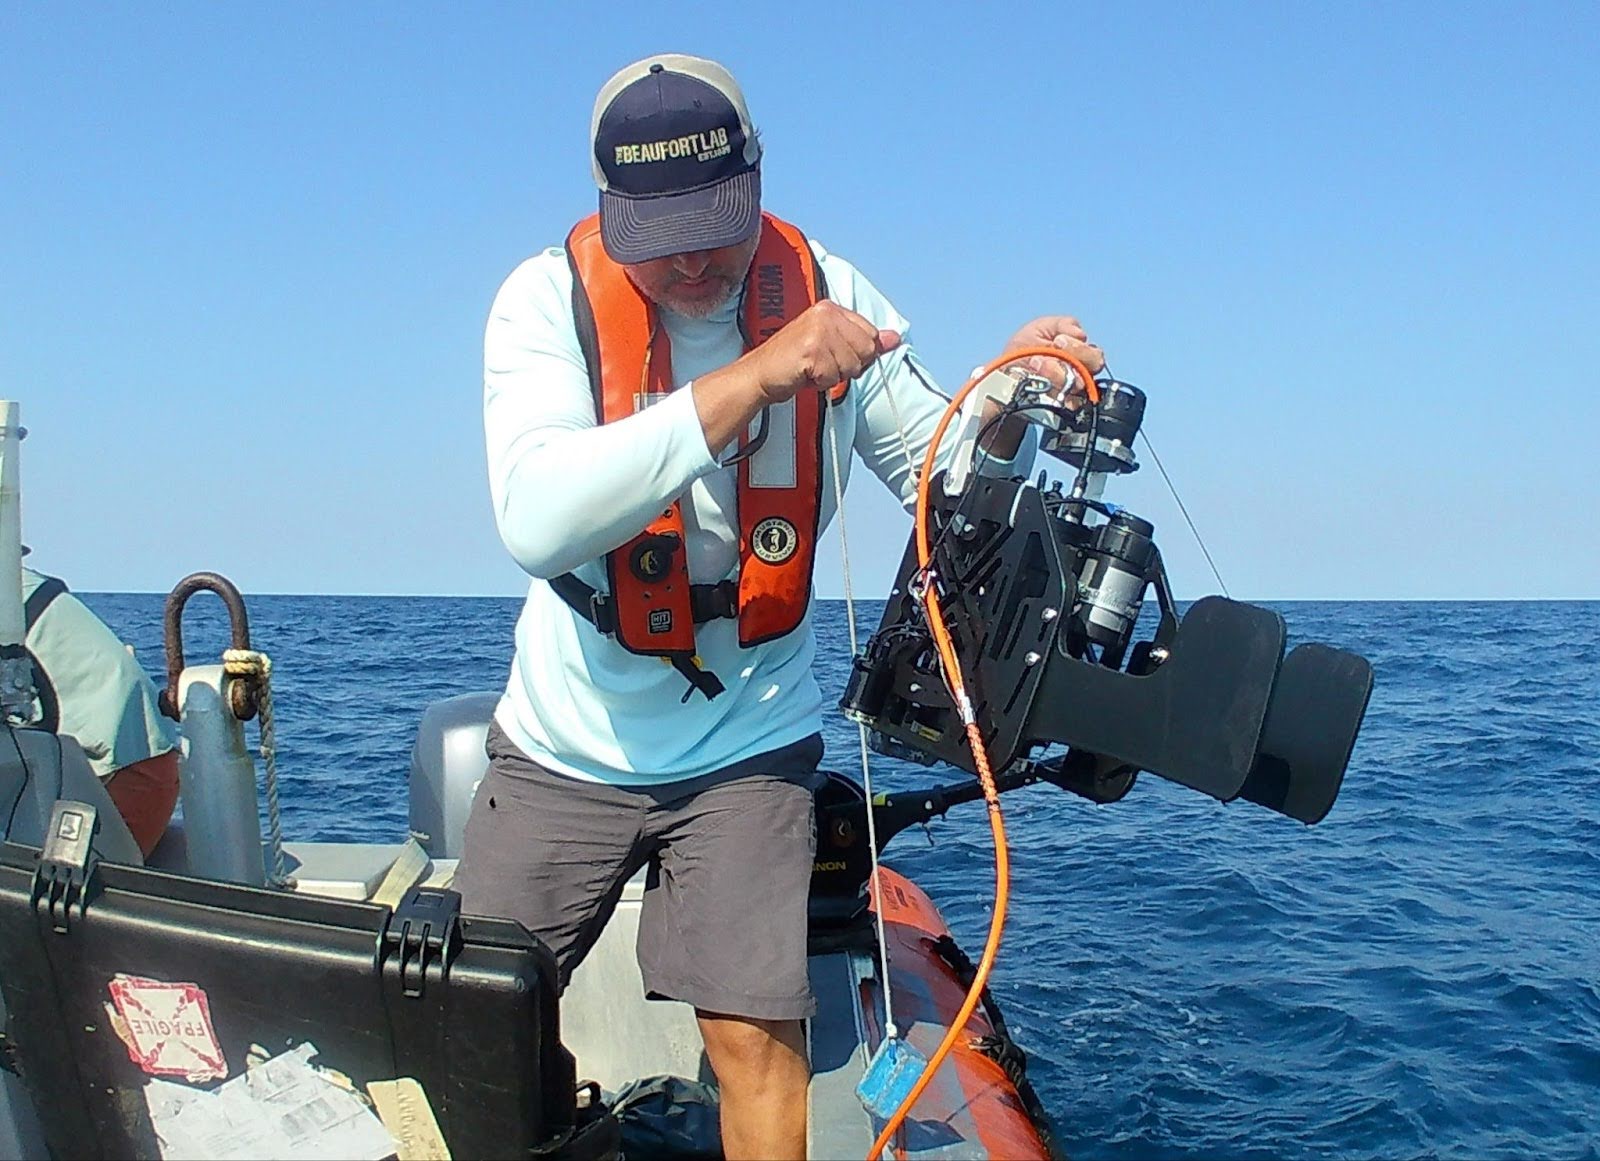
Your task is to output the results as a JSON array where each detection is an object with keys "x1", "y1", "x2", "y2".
[{"x1": 591, "y1": 54, "x2": 763, "y2": 263}]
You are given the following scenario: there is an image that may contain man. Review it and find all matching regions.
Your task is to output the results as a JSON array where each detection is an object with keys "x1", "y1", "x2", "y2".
[
  {"x1": 459, "y1": 54, "x2": 1103, "y2": 1159},
  {"x1": 23, "y1": 563, "x2": 180, "y2": 857}
]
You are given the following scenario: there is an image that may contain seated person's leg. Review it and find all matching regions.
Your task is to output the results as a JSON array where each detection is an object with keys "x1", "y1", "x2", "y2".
[{"x1": 104, "y1": 750, "x2": 180, "y2": 858}]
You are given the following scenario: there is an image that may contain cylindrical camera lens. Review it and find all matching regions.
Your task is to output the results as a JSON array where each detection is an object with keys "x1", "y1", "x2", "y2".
[
  {"x1": 840, "y1": 649, "x2": 893, "y2": 724},
  {"x1": 1089, "y1": 381, "x2": 1146, "y2": 449},
  {"x1": 1043, "y1": 380, "x2": 1148, "y2": 474},
  {"x1": 1074, "y1": 512, "x2": 1156, "y2": 658},
  {"x1": 1096, "y1": 511, "x2": 1156, "y2": 566}
]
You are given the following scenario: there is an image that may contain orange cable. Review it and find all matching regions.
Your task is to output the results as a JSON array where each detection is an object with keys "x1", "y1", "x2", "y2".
[{"x1": 866, "y1": 347, "x2": 1098, "y2": 1161}]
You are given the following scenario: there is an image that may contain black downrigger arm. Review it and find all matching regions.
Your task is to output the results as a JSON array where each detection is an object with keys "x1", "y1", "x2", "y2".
[
  {"x1": 832, "y1": 374, "x2": 1373, "y2": 834},
  {"x1": 809, "y1": 373, "x2": 1373, "y2": 933}
]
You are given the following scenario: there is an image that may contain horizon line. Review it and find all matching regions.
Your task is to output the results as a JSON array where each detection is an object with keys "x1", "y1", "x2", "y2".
[{"x1": 75, "y1": 590, "x2": 1600, "y2": 603}]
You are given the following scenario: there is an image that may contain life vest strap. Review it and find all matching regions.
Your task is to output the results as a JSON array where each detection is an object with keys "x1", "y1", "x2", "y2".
[
  {"x1": 549, "y1": 573, "x2": 740, "y2": 634},
  {"x1": 669, "y1": 655, "x2": 727, "y2": 703},
  {"x1": 548, "y1": 573, "x2": 736, "y2": 702}
]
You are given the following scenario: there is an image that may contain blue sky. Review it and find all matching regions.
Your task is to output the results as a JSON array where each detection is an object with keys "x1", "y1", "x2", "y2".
[{"x1": 5, "y1": 3, "x2": 1596, "y2": 599}]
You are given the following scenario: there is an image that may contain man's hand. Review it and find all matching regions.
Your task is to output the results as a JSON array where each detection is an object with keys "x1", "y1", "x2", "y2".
[
  {"x1": 693, "y1": 301, "x2": 900, "y2": 456},
  {"x1": 978, "y1": 316, "x2": 1105, "y2": 459},
  {"x1": 1001, "y1": 315, "x2": 1105, "y2": 389},
  {"x1": 742, "y1": 300, "x2": 902, "y2": 405}
]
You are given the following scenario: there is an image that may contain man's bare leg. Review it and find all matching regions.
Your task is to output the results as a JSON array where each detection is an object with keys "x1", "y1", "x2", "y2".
[{"x1": 697, "y1": 1011, "x2": 808, "y2": 1160}]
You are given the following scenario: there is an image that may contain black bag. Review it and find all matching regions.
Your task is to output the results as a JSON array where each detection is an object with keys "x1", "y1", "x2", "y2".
[{"x1": 610, "y1": 1074, "x2": 722, "y2": 1160}]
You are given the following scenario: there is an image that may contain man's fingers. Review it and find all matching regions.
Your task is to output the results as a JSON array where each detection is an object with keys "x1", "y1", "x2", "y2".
[
  {"x1": 817, "y1": 300, "x2": 881, "y2": 348},
  {"x1": 1020, "y1": 354, "x2": 1068, "y2": 389},
  {"x1": 784, "y1": 303, "x2": 902, "y2": 393},
  {"x1": 1011, "y1": 344, "x2": 1102, "y2": 385},
  {"x1": 1072, "y1": 341, "x2": 1107, "y2": 375},
  {"x1": 842, "y1": 327, "x2": 882, "y2": 379},
  {"x1": 838, "y1": 303, "x2": 881, "y2": 340},
  {"x1": 836, "y1": 318, "x2": 892, "y2": 376},
  {"x1": 821, "y1": 331, "x2": 863, "y2": 387},
  {"x1": 992, "y1": 314, "x2": 1106, "y2": 395},
  {"x1": 1040, "y1": 336, "x2": 1104, "y2": 376},
  {"x1": 812, "y1": 325, "x2": 897, "y2": 392},
  {"x1": 1012, "y1": 315, "x2": 1085, "y2": 345},
  {"x1": 839, "y1": 309, "x2": 901, "y2": 360}
]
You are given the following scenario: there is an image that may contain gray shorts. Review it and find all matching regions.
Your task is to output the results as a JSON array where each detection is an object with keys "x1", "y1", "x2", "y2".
[{"x1": 453, "y1": 722, "x2": 824, "y2": 1021}]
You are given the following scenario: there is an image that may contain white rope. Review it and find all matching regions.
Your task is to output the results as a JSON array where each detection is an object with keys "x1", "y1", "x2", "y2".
[
  {"x1": 222, "y1": 649, "x2": 291, "y2": 889},
  {"x1": 881, "y1": 353, "x2": 921, "y2": 491},
  {"x1": 823, "y1": 393, "x2": 899, "y2": 1040}
]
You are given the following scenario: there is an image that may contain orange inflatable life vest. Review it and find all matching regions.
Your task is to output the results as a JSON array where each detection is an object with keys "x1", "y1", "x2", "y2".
[{"x1": 560, "y1": 211, "x2": 847, "y2": 699}]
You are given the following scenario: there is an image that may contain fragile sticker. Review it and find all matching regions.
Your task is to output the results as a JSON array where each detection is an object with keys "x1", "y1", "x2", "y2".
[{"x1": 107, "y1": 974, "x2": 228, "y2": 1083}]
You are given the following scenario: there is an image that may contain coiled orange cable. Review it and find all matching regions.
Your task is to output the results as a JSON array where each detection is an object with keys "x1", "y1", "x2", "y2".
[{"x1": 866, "y1": 347, "x2": 1099, "y2": 1161}]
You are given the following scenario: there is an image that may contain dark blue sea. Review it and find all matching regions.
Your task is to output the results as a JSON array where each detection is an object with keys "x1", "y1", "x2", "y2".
[{"x1": 82, "y1": 593, "x2": 1600, "y2": 1160}]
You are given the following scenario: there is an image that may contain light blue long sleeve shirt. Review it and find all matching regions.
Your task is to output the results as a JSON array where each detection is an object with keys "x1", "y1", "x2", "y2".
[{"x1": 483, "y1": 236, "x2": 1033, "y2": 784}]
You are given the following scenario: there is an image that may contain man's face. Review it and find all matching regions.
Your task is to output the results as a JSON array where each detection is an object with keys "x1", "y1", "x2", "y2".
[{"x1": 622, "y1": 231, "x2": 760, "y2": 319}]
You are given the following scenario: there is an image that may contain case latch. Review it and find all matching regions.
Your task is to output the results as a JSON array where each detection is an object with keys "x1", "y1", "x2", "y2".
[
  {"x1": 29, "y1": 800, "x2": 99, "y2": 934},
  {"x1": 380, "y1": 887, "x2": 462, "y2": 998}
]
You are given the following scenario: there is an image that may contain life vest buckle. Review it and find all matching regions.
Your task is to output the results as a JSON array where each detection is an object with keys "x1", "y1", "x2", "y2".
[
  {"x1": 587, "y1": 592, "x2": 618, "y2": 635},
  {"x1": 690, "y1": 579, "x2": 739, "y2": 623}
]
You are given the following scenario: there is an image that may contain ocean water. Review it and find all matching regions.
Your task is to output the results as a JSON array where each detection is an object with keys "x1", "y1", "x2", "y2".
[{"x1": 81, "y1": 592, "x2": 1600, "y2": 1159}]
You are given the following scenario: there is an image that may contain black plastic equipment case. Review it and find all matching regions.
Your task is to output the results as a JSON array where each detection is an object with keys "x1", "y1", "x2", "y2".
[{"x1": 0, "y1": 815, "x2": 616, "y2": 1160}]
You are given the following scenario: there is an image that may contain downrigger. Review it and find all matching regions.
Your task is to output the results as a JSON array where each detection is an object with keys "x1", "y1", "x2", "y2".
[{"x1": 837, "y1": 363, "x2": 1374, "y2": 834}]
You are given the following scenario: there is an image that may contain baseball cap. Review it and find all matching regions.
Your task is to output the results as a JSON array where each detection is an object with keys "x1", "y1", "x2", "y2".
[{"x1": 590, "y1": 54, "x2": 763, "y2": 263}]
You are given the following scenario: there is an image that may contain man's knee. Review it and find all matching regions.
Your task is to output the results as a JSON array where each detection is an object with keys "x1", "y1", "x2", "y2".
[{"x1": 697, "y1": 1012, "x2": 809, "y2": 1082}]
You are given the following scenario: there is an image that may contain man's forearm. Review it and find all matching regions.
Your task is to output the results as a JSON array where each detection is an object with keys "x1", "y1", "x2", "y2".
[
  {"x1": 691, "y1": 360, "x2": 770, "y2": 457},
  {"x1": 490, "y1": 352, "x2": 777, "y2": 580},
  {"x1": 491, "y1": 389, "x2": 718, "y2": 578}
]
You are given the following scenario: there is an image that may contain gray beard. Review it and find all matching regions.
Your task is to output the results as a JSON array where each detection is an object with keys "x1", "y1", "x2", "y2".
[{"x1": 658, "y1": 283, "x2": 736, "y2": 320}]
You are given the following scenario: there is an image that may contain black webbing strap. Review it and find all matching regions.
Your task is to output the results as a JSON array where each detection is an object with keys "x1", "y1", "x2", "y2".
[
  {"x1": 547, "y1": 573, "x2": 733, "y2": 701},
  {"x1": 668, "y1": 655, "x2": 725, "y2": 703},
  {"x1": 21, "y1": 575, "x2": 67, "y2": 731},
  {"x1": 24, "y1": 575, "x2": 67, "y2": 630},
  {"x1": 549, "y1": 573, "x2": 740, "y2": 632},
  {"x1": 548, "y1": 573, "x2": 618, "y2": 634}
]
